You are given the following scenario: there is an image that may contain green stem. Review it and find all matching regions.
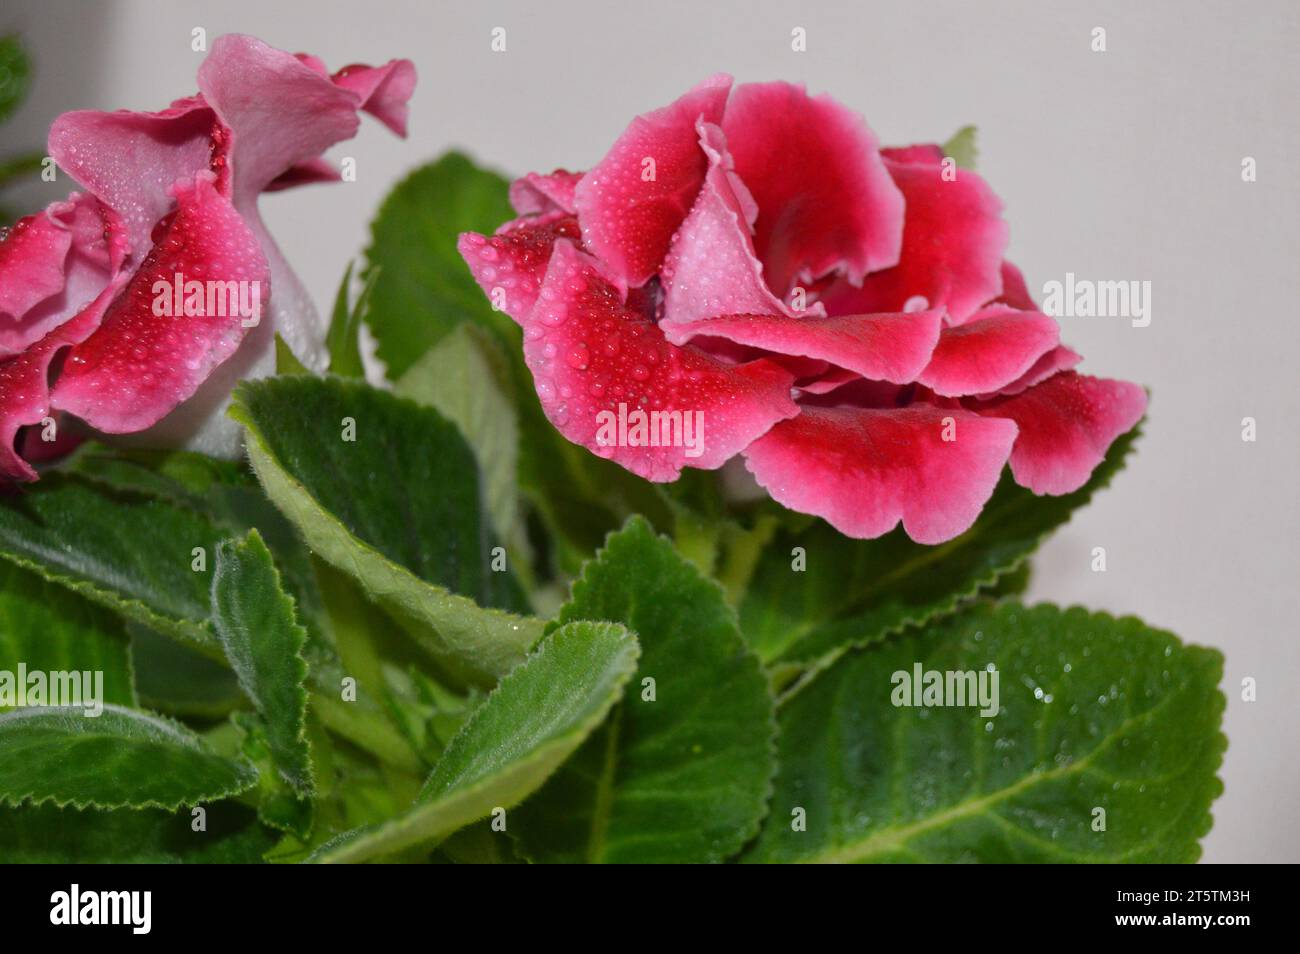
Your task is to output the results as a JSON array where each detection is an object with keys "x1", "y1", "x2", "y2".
[
  {"x1": 716, "y1": 515, "x2": 778, "y2": 606},
  {"x1": 673, "y1": 512, "x2": 721, "y2": 576},
  {"x1": 311, "y1": 691, "x2": 423, "y2": 774}
]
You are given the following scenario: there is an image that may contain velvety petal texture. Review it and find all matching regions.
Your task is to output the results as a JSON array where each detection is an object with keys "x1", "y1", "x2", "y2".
[
  {"x1": 52, "y1": 173, "x2": 269, "y2": 433},
  {"x1": 917, "y1": 306, "x2": 1060, "y2": 397},
  {"x1": 459, "y1": 76, "x2": 1146, "y2": 543},
  {"x1": 819, "y1": 154, "x2": 1008, "y2": 323},
  {"x1": 515, "y1": 241, "x2": 797, "y2": 481},
  {"x1": 972, "y1": 371, "x2": 1147, "y2": 495},
  {"x1": 574, "y1": 74, "x2": 731, "y2": 289},
  {"x1": 744, "y1": 406, "x2": 1018, "y2": 544},
  {"x1": 721, "y1": 81, "x2": 905, "y2": 293}
]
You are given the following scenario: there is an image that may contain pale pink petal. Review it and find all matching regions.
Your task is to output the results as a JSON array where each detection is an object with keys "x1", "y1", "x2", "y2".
[
  {"x1": 48, "y1": 98, "x2": 216, "y2": 258},
  {"x1": 332, "y1": 59, "x2": 418, "y2": 136},
  {"x1": 0, "y1": 210, "x2": 73, "y2": 324},
  {"x1": 509, "y1": 170, "x2": 583, "y2": 215},
  {"x1": 660, "y1": 122, "x2": 815, "y2": 330}
]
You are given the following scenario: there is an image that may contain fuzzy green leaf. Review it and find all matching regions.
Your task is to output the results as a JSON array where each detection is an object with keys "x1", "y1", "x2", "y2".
[
  {"x1": 0, "y1": 475, "x2": 227, "y2": 655},
  {"x1": 363, "y1": 152, "x2": 518, "y2": 380},
  {"x1": 211, "y1": 531, "x2": 313, "y2": 795},
  {"x1": 746, "y1": 601, "x2": 1226, "y2": 863},
  {"x1": 396, "y1": 322, "x2": 522, "y2": 556},
  {"x1": 0, "y1": 563, "x2": 135, "y2": 710},
  {"x1": 0, "y1": 705, "x2": 257, "y2": 810},
  {"x1": 309, "y1": 620, "x2": 639, "y2": 862},
  {"x1": 0, "y1": 802, "x2": 275, "y2": 863},
  {"x1": 512, "y1": 517, "x2": 776, "y2": 863},
  {"x1": 230, "y1": 375, "x2": 540, "y2": 685}
]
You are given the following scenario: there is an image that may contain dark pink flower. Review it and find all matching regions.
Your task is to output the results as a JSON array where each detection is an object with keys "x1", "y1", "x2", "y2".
[
  {"x1": 460, "y1": 78, "x2": 1146, "y2": 543},
  {"x1": 0, "y1": 35, "x2": 416, "y2": 480}
]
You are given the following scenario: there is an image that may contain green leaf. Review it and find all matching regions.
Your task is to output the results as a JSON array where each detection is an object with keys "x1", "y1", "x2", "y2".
[
  {"x1": 0, "y1": 563, "x2": 135, "y2": 710},
  {"x1": 0, "y1": 35, "x2": 31, "y2": 125},
  {"x1": 130, "y1": 624, "x2": 244, "y2": 718},
  {"x1": 746, "y1": 601, "x2": 1226, "y2": 863},
  {"x1": 326, "y1": 261, "x2": 374, "y2": 378},
  {"x1": 275, "y1": 333, "x2": 312, "y2": 376},
  {"x1": 230, "y1": 375, "x2": 541, "y2": 685},
  {"x1": 395, "y1": 322, "x2": 522, "y2": 552},
  {"x1": 741, "y1": 426, "x2": 1141, "y2": 676},
  {"x1": 0, "y1": 475, "x2": 226, "y2": 656},
  {"x1": 512, "y1": 517, "x2": 776, "y2": 863},
  {"x1": 942, "y1": 125, "x2": 978, "y2": 169},
  {"x1": 308, "y1": 620, "x2": 639, "y2": 862},
  {"x1": 0, "y1": 704, "x2": 257, "y2": 810},
  {"x1": 0, "y1": 801, "x2": 276, "y2": 863},
  {"x1": 211, "y1": 531, "x2": 314, "y2": 795},
  {"x1": 363, "y1": 151, "x2": 517, "y2": 380}
]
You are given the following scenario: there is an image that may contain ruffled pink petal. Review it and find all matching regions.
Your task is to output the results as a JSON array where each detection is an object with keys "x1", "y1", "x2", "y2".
[
  {"x1": 331, "y1": 60, "x2": 418, "y2": 137},
  {"x1": 917, "y1": 305, "x2": 1060, "y2": 397},
  {"x1": 197, "y1": 35, "x2": 367, "y2": 207},
  {"x1": 660, "y1": 122, "x2": 812, "y2": 331},
  {"x1": 51, "y1": 173, "x2": 269, "y2": 434},
  {"x1": 720, "y1": 81, "x2": 905, "y2": 293},
  {"x1": 796, "y1": 365, "x2": 862, "y2": 395},
  {"x1": 744, "y1": 404, "x2": 1018, "y2": 543},
  {"x1": 519, "y1": 240, "x2": 797, "y2": 481},
  {"x1": 264, "y1": 157, "x2": 341, "y2": 192},
  {"x1": 990, "y1": 260, "x2": 1036, "y2": 310},
  {"x1": 1, "y1": 195, "x2": 122, "y2": 357},
  {"x1": 458, "y1": 213, "x2": 581, "y2": 324},
  {"x1": 970, "y1": 371, "x2": 1146, "y2": 495},
  {"x1": 667, "y1": 310, "x2": 943, "y2": 385},
  {"x1": 48, "y1": 98, "x2": 217, "y2": 258},
  {"x1": 881, "y1": 143, "x2": 945, "y2": 164},
  {"x1": 509, "y1": 170, "x2": 583, "y2": 216},
  {"x1": 978, "y1": 344, "x2": 1081, "y2": 400},
  {"x1": 819, "y1": 155, "x2": 1008, "y2": 324},
  {"x1": 574, "y1": 74, "x2": 732, "y2": 289},
  {"x1": 0, "y1": 205, "x2": 129, "y2": 481},
  {"x1": 0, "y1": 308, "x2": 105, "y2": 480},
  {"x1": 0, "y1": 210, "x2": 73, "y2": 324}
]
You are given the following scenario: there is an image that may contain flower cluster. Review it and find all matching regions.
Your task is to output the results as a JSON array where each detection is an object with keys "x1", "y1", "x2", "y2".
[{"x1": 0, "y1": 35, "x2": 415, "y2": 479}]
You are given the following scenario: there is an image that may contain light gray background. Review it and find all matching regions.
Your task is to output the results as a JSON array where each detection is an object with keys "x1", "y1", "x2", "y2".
[{"x1": 4, "y1": 0, "x2": 1296, "y2": 864}]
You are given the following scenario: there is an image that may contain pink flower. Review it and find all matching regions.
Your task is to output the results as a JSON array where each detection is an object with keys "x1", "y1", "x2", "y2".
[
  {"x1": 0, "y1": 35, "x2": 416, "y2": 480},
  {"x1": 459, "y1": 77, "x2": 1146, "y2": 543}
]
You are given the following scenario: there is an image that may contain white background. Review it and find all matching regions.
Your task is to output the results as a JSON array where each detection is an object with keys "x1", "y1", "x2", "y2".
[{"x1": 4, "y1": 0, "x2": 1297, "y2": 863}]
